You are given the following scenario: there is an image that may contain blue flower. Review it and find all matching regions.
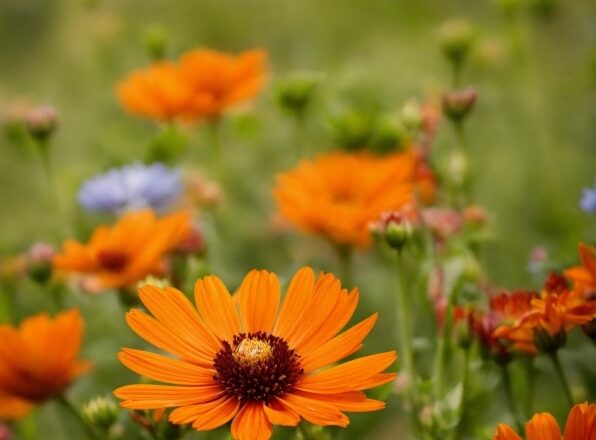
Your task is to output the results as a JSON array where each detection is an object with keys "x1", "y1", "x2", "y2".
[
  {"x1": 78, "y1": 162, "x2": 182, "y2": 214},
  {"x1": 579, "y1": 180, "x2": 596, "y2": 214}
]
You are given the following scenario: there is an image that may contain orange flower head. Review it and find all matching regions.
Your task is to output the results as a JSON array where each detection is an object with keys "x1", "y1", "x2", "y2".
[
  {"x1": 274, "y1": 151, "x2": 417, "y2": 248},
  {"x1": 114, "y1": 267, "x2": 396, "y2": 439},
  {"x1": 179, "y1": 49, "x2": 267, "y2": 120},
  {"x1": 117, "y1": 62, "x2": 195, "y2": 121},
  {"x1": 0, "y1": 310, "x2": 90, "y2": 420},
  {"x1": 564, "y1": 243, "x2": 596, "y2": 298},
  {"x1": 54, "y1": 210, "x2": 191, "y2": 291},
  {"x1": 492, "y1": 402, "x2": 596, "y2": 440}
]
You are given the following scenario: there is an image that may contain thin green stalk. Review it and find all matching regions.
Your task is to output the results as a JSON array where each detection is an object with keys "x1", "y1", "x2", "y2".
[
  {"x1": 501, "y1": 365, "x2": 524, "y2": 434},
  {"x1": 336, "y1": 245, "x2": 353, "y2": 288},
  {"x1": 451, "y1": 62, "x2": 462, "y2": 89},
  {"x1": 297, "y1": 422, "x2": 316, "y2": 440},
  {"x1": 549, "y1": 352, "x2": 573, "y2": 407},
  {"x1": 208, "y1": 118, "x2": 223, "y2": 180},
  {"x1": 396, "y1": 251, "x2": 414, "y2": 389},
  {"x1": 433, "y1": 293, "x2": 454, "y2": 400},
  {"x1": 57, "y1": 396, "x2": 101, "y2": 440},
  {"x1": 294, "y1": 112, "x2": 307, "y2": 160},
  {"x1": 456, "y1": 346, "x2": 471, "y2": 439},
  {"x1": 453, "y1": 121, "x2": 473, "y2": 207},
  {"x1": 522, "y1": 356, "x2": 535, "y2": 417}
]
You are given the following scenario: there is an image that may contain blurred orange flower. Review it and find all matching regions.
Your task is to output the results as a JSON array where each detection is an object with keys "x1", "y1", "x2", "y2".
[
  {"x1": 274, "y1": 152, "x2": 417, "y2": 248},
  {"x1": 114, "y1": 267, "x2": 396, "y2": 439},
  {"x1": 493, "y1": 402, "x2": 595, "y2": 440},
  {"x1": 0, "y1": 310, "x2": 89, "y2": 420},
  {"x1": 54, "y1": 210, "x2": 191, "y2": 290},
  {"x1": 564, "y1": 243, "x2": 596, "y2": 297},
  {"x1": 179, "y1": 49, "x2": 267, "y2": 120},
  {"x1": 117, "y1": 49, "x2": 267, "y2": 121}
]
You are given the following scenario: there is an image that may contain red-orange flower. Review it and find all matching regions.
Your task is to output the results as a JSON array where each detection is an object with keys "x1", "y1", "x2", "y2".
[
  {"x1": 274, "y1": 151, "x2": 418, "y2": 248},
  {"x1": 565, "y1": 243, "x2": 596, "y2": 297},
  {"x1": 117, "y1": 49, "x2": 267, "y2": 121},
  {"x1": 114, "y1": 267, "x2": 396, "y2": 439},
  {"x1": 0, "y1": 310, "x2": 90, "y2": 420},
  {"x1": 54, "y1": 210, "x2": 191, "y2": 290},
  {"x1": 493, "y1": 402, "x2": 596, "y2": 440}
]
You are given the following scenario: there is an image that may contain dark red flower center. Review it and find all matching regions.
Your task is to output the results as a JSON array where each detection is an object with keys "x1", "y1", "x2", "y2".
[
  {"x1": 98, "y1": 250, "x2": 129, "y2": 272},
  {"x1": 213, "y1": 332, "x2": 303, "y2": 403}
]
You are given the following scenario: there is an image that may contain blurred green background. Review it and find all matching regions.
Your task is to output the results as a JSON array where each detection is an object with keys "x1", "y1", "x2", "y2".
[{"x1": 0, "y1": 0, "x2": 594, "y2": 439}]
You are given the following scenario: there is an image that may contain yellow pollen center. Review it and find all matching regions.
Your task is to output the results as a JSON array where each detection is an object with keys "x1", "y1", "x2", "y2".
[{"x1": 233, "y1": 338, "x2": 272, "y2": 365}]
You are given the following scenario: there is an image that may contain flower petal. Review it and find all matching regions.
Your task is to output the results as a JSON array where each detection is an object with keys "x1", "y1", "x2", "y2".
[
  {"x1": 263, "y1": 400, "x2": 300, "y2": 426},
  {"x1": 273, "y1": 267, "x2": 315, "y2": 339},
  {"x1": 231, "y1": 402, "x2": 273, "y2": 440},
  {"x1": 525, "y1": 413, "x2": 562, "y2": 440},
  {"x1": 114, "y1": 384, "x2": 224, "y2": 409},
  {"x1": 493, "y1": 424, "x2": 523, "y2": 440},
  {"x1": 194, "y1": 275, "x2": 241, "y2": 342},
  {"x1": 236, "y1": 270, "x2": 280, "y2": 333},
  {"x1": 275, "y1": 393, "x2": 348, "y2": 427},
  {"x1": 191, "y1": 396, "x2": 240, "y2": 431}
]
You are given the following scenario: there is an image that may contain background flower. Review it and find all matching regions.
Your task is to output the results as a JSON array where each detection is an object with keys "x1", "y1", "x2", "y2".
[{"x1": 78, "y1": 162, "x2": 182, "y2": 215}]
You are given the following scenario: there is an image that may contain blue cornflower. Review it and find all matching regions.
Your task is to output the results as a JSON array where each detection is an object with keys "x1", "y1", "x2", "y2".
[
  {"x1": 579, "y1": 180, "x2": 596, "y2": 214},
  {"x1": 78, "y1": 162, "x2": 182, "y2": 214}
]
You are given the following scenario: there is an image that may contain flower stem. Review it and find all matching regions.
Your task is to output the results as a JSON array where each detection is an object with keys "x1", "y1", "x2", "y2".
[
  {"x1": 336, "y1": 245, "x2": 353, "y2": 288},
  {"x1": 396, "y1": 251, "x2": 414, "y2": 389},
  {"x1": 549, "y1": 351, "x2": 574, "y2": 407},
  {"x1": 297, "y1": 422, "x2": 317, "y2": 440},
  {"x1": 294, "y1": 112, "x2": 307, "y2": 160},
  {"x1": 57, "y1": 396, "x2": 101, "y2": 440},
  {"x1": 456, "y1": 345, "x2": 471, "y2": 438},
  {"x1": 501, "y1": 365, "x2": 524, "y2": 434},
  {"x1": 208, "y1": 118, "x2": 223, "y2": 181}
]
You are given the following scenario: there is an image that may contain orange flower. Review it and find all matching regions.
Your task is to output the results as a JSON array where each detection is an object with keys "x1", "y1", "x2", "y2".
[
  {"x1": 179, "y1": 49, "x2": 267, "y2": 120},
  {"x1": 274, "y1": 151, "x2": 417, "y2": 248},
  {"x1": 117, "y1": 62, "x2": 195, "y2": 121},
  {"x1": 564, "y1": 243, "x2": 596, "y2": 297},
  {"x1": 54, "y1": 210, "x2": 191, "y2": 290},
  {"x1": 0, "y1": 310, "x2": 90, "y2": 420},
  {"x1": 117, "y1": 49, "x2": 267, "y2": 121},
  {"x1": 493, "y1": 402, "x2": 596, "y2": 440},
  {"x1": 114, "y1": 267, "x2": 396, "y2": 439}
]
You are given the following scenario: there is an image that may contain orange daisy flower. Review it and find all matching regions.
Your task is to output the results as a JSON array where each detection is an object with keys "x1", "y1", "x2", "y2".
[
  {"x1": 117, "y1": 62, "x2": 195, "y2": 121},
  {"x1": 114, "y1": 267, "x2": 396, "y2": 439},
  {"x1": 564, "y1": 243, "x2": 596, "y2": 297},
  {"x1": 54, "y1": 210, "x2": 191, "y2": 291},
  {"x1": 274, "y1": 151, "x2": 417, "y2": 248},
  {"x1": 493, "y1": 402, "x2": 596, "y2": 440},
  {"x1": 179, "y1": 49, "x2": 267, "y2": 120},
  {"x1": 117, "y1": 49, "x2": 266, "y2": 122},
  {"x1": 0, "y1": 309, "x2": 90, "y2": 420}
]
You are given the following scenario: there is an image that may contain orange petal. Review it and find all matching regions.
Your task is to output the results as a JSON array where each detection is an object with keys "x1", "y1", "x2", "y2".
[
  {"x1": 118, "y1": 348, "x2": 215, "y2": 386},
  {"x1": 138, "y1": 285, "x2": 222, "y2": 356},
  {"x1": 168, "y1": 395, "x2": 230, "y2": 424},
  {"x1": 194, "y1": 275, "x2": 241, "y2": 341},
  {"x1": 191, "y1": 396, "x2": 240, "y2": 431},
  {"x1": 296, "y1": 351, "x2": 397, "y2": 394},
  {"x1": 231, "y1": 402, "x2": 273, "y2": 440},
  {"x1": 114, "y1": 383, "x2": 223, "y2": 409},
  {"x1": 353, "y1": 373, "x2": 397, "y2": 390},
  {"x1": 275, "y1": 393, "x2": 348, "y2": 427},
  {"x1": 525, "y1": 413, "x2": 562, "y2": 440},
  {"x1": 0, "y1": 392, "x2": 34, "y2": 421},
  {"x1": 273, "y1": 267, "x2": 315, "y2": 339},
  {"x1": 293, "y1": 390, "x2": 386, "y2": 413},
  {"x1": 236, "y1": 270, "x2": 280, "y2": 333},
  {"x1": 564, "y1": 402, "x2": 596, "y2": 440},
  {"x1": 301, "y1": 314, "x2": 377, "y2": 372},
  {"x1": 493, "y1": 424, "x2": 523, "y2": 440},
  {"x1": 263, "y1": 400, "x2": 300, "y2": 426},
  {"x1": 126, "y1": 310, "x2": 214, "y2": 366}
]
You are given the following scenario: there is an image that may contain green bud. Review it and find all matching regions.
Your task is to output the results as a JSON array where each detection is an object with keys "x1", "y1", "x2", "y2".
[
  {"x1": 25, "y1": 105, "x2": 58, "y2": 143},
  {"x1": 442, "y1": 87, "x2": 477, "y2": 122},
  {"x1": 82, "y1": 396, "x2": 119, "y2": 431},
  {"x1": 146, "y1": 124, "x2": 187, "y2": 164},
  {"x1": 438, "y1": 19, "x2": 476, "y2": 67},
  {"x1": 275, "y1": 72, "x2": 319, "y2": 117},
  {"x1": 400, "y1": 99, "x2": 424, "y2": 133},
  {"x1": 143, "y1": 25, "x2": 167, "y2": 61},
  {"x1": 329, "y1": 109, "x2": 374, "y2": 151},
  {"x1": 371, "y1": 116, "x2": 408, "y2": 154},
  {"x1": 26, "y1": 243, "x2": 55, "y2": 285}
]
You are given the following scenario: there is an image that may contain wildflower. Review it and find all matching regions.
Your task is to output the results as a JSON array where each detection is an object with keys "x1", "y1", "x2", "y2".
[
  {"x1": 179, "y1": 49, "x2": 267, "y2": 120},
  {"x1": 0, "y1": 310, "x2": 90, "y2": 419},
  {"x1": 117, "y1": 62, "x2": 195, "y2": 121},
  {"x1": 25, "y1": 104, "x2": 58, "y2": 142},
  {"x1": 54, "y1": 210, "x2": 190, "y2": 290},
  {"x1": 78, "y1": 162, "x2": 182, "y2": 215},
  {"x1": 274, "y1": 151, "x2": 417, "y2": 248},
  {"x1": 492, "y1": 402, "x2": 596, "y2": 440},
  {"x1": 579, "y1": 181, "x2": 596, "y2": 214},
  {"x1": 114, "y1": 267, "x2": 396, "y2": 439},
  {"x1": 25, "y1": 242, "x2": 55, "y2": 284}
]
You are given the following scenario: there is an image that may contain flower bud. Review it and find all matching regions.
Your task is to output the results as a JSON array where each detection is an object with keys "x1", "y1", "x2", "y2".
[
  {"x1": 400, "y1": 99, "x2": 424, "y2": 133},
  {"x1": 533, "y1": 327, "x2": 566, "y2": 354},
  {"x1": 275, "y1": 73, "x2": 319, "y2": 117},
  {"x1": 372, "y1": 210, "x2": 415, "y2": 251},
  {"x1": 442, "y1": 87, "x2": 477, "y2": 122},
  {"x1": 463, "y1": 205, "x2": 489, "y2": 226},
  {"x1": 147, "y1": 125, "x2": 187, "y2": 164},
  {"x1": 25, "y1": 105, "x2": 58, "y2": 142},
  {"x1": 82, "y1": 396, "x2": 119, "y2": 431},
  {"x1": 438, "y1": 19, "x2": 475, "y2": 67},
  {"x1": 175, "y1": 225, "x2": 205, "y2": 257},
  {"x1": 26, "y1": 242, "x2": 55, "y2": 285},
  {"x1": 371, "y1": 117, "x2": 408, "y2": 154},
  {"x1": 143, "y1": 25, "x2": 167, "y2": 61},
  {"x1": 329, "y1": 110, "x2": 374, "y2": 151}
]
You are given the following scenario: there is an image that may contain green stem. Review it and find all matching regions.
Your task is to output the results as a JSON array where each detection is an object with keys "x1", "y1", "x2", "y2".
[
  {"x1": 522, "y1": 356, "x2": 535, "y2": 417},
  {"x1": 15, "y1": 414, "x2": 37, "y2": 440},
  {"x1": 294, "y1": 112, "x2": 307, "y2": 160},
  {"x1": 549, "y1": 352, "x2": 573, "y2": 407},
  {"x1": 501, "y1": 365, "x2": 524, "y2": 434},
  {"x1": 396, "y1": 251, "x2": 414, "y2": 389},
  {"x1": 336, "y1": 245, "x2": 353, "y2": 288},
  {"x1": 456, "y1": 346, "x2": 471, "y2": 439},
  {"x1": 451, "y1": 61, "x2": 462, "y2": 89},
  {"x1": 453, "y1": 121, "x2": 472, "y2": 207},
  {"x1": 208, "y1": 118, "x2": 223, "y2": 181},
  {"x1": 57, "y1": 396, "x2": 101, "y2": 440},
  {"x1": 297, "y1": 422, "x2": 316, "y2": 440}
]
